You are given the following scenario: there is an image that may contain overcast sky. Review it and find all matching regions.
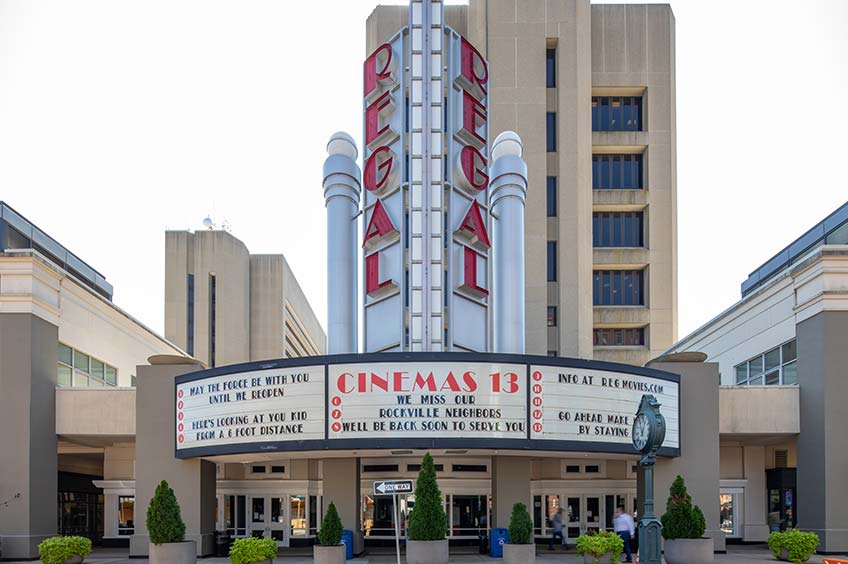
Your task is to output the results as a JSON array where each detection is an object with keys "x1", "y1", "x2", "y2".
[{"x1": 1, "y1": 0, "x2": 846, "y2": 347}]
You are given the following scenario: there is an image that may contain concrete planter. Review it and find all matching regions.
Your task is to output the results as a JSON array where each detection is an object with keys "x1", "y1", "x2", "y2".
[
  {"x1": 406, "y1": 539, "x2": 448, "y2": 564},
  {"x1": 149, "y1": 541, "x2": 197, "y2": 564},
  {"x1": 62, "y1": 556, "x2": 84, "y2": 564},
  {"x1": 779, "y1": 547, "x2": 811, "y2": 562},
  {"x1": 314, "y1": 544, "x2": 346, "y2": 564},
  {"x1": 664, "y1": 538, "x2": 713, "y2": 564},
  {"x1": 504, "y1": 543, "x2": 536, "y2": 564},
  {"x1": 581, "y1": 552, "x2": 613, "y2": 564}
]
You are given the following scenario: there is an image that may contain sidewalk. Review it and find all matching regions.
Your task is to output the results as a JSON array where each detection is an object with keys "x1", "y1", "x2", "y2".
[{"x1": 6, "y1": 544, "x2": 844, "y2": 564}]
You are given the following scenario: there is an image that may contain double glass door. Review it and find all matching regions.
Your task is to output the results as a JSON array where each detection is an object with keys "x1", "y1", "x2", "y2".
[
  {"x1": 248, "y1": 495, "x2": 287, "y2": 546},
  {"x1": 564, "y1": 495, "x2": 603, "y2": 543}
]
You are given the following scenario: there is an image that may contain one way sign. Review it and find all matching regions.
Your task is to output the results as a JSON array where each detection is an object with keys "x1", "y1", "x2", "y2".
[{"x1": 374, "y1": 480, "x2": 414, "y2": 495}]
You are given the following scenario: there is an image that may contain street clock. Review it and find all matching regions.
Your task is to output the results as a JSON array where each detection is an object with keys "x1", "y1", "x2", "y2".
[
  {"x1": 633, "y1": 393, "x2": 668, "y2": 564},
  {"x1": 632, "y1": 394, "x2": 666, "y2": 458}
]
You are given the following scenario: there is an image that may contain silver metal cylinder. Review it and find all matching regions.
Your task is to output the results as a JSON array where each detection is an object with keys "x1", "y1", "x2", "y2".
[
  {"x1": 489, "y1": 132, "x2": 528, "y2": 354},
  {"x1": 323, "y1": 132, "x2": 361, "y2": 354}
]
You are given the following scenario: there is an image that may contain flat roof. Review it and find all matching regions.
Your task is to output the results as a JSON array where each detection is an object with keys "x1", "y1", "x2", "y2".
[{"x1": 741, "y1": 200, "x2": 848, "y2": 297}]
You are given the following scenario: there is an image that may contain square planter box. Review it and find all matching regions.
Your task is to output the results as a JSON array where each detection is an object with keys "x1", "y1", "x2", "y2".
[
  {"x1": 314, "y1": 544, "x2": 346, "y2": 564},
  {"x1": 149, "y1": 541, "x2": 197, "y2": 564},
  {"x1": 406, "y1": 539, "x2": 448, "y2": 564},
  {"x1": 504, "y1": 543, "x2": 535, "y2": 564}
]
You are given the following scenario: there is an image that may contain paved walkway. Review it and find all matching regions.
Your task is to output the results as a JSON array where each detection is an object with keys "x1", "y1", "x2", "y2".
[{"x1": 8, "y1": 545, "x2": 846, "y2": 564}]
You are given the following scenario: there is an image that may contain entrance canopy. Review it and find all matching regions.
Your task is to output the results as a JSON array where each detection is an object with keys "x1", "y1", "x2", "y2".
[{"x1": 174, "y1": 353, "x2": 680, "y2": 459}]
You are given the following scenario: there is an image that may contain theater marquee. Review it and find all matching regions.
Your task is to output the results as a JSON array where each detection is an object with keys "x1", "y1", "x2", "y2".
[{"x1": 174, "y1": 354, "x2": 680, "y2": 458}]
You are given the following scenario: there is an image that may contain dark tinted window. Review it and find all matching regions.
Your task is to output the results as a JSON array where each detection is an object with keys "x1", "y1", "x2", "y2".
[
  {"x1": 592, "y1": 96, "x2": 642, "y2": 131},
  {"x1": 593, "y1": 270, "x2": 644, "y2": 305},
  {"x1": 592, "y1": 154, "x2": 643, "y2": 189},
  {"x1": 546, "y1": 176, "x2": 557, "y2": 216},
  {"x1": 547, "y1": 241, "x2": 557, "y2": 281},
  {"x1": 593, "y1": 212, "x2": 644, "y2": 247},
  {"x1": 593, "y1": 328, "x2": 645, "y2": 346},
  {"x1": 546, "y1": 112, "x2": 557, "y2": 152},
  {"x1": 546, "y1": 48, "x2": 556, "y2": 88},
  {"x1": 363, "y1": 464, "x2": 399, "y2": 473}
]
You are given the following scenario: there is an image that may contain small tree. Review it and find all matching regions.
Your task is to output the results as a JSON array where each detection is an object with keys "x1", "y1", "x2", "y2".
[
  {"x1": 660, "y1": 475, "x2": 706, "y2": 540},
  {"x1": 508, "y1": 502, "x2": 533, "y2": 544},
  {"x1": 317, "y1": 501, "x2": 343, "y2": 546},
  {"x1": 146, "y1": 480, "x2": 187, "y2": 545},
  {"x1": 407, "y1": 453, "x2": 448, "y2": 541}
]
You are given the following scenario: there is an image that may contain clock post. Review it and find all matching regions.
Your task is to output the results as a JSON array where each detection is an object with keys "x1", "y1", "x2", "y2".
[{"x1": 632, "y1": 394, "x2": 667, "y2": 564}]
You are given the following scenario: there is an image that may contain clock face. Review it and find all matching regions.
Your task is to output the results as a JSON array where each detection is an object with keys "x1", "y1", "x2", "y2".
[{"x1": 632, "y1": 413, "x2": 650, "y2": 451}]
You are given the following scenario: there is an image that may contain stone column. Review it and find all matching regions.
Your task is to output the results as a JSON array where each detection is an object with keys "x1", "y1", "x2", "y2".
[
  {"x1": 796, "y1": 310, "x2": 848, "y2": 553},
  {"x1": 743, "y1": 446, "x2": 769, "y2": 542},
  {"x1": 647, "y1": 359, "x2": 724, "y2": 553},
  {"x1": 322, "y1": 458, "x2": 362, "y2": 554},
  {"x1": 0, "y1": 313, "x2": 58, "y2": 560},
  {"x1": 129, "y1": 357, "x2": 216, "y2": 557},
  {"x1": 491, "y1": 456, "x2": 531, "y2": 528}
]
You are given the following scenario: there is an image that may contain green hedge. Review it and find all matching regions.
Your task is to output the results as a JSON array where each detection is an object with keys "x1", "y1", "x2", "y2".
[
  {"x1": 507, "y1": 503, "x2": 533, "y2": 545},
  {"x1": 660, "y1": 475, "x2": 706, "y2": 540},
  {"x1": 228, "y1": 537, "x2": 277, "y2": 564},
  {"x1": 768, "y1": 529, "x2": 819, "y2": 563},
  {"x1": 407, "y1": 453, "x2": 447, "y2": 541},
  {"x1": 575, "y1": 531, "x2": 624, "y2": 563},
  {"x1": 318, "y1": 501, "x2": 343, "y2": 546},
  {"x1": 146, "y1": 479, "x2": 187, "y2": 545},
  {"x1": 38, "y1": 536, "x2": 92, "y2": 564}
]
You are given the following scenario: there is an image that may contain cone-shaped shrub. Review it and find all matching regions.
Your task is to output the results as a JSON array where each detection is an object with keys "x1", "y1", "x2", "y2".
[
  {"x1": 146, "y1": 480, "x2": 186, "y2": 545},
  {"x1": 508, "y1": 502, "x2": 533, "y2": 544},
  {"x1": 318, "y1": 501, "x2": 344, "y2": 546},
  {"x1": 660, "y1": 475, "x2": 706, "y2": 539},
  {"x1": 407, "y1": 453, "x2": 447, "y2": 540}
]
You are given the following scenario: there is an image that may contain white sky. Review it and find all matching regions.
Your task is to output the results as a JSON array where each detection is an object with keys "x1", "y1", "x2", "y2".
[{"x1": 1, "y1": 0, "x2": 847, "y2": 346}]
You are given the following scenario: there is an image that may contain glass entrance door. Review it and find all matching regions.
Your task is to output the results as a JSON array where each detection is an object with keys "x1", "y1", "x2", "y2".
[
  {"x1": 563, "y1": 495, "x2": 604, "y2": 542},
  {"x1": 248, "y1": 495, "x2": 288, "y2": 547}
]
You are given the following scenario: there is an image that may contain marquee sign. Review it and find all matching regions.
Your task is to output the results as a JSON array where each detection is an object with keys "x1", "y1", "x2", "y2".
[
  {"x1": 174, "y1": 354, "x2": 680, "y2": 458},
  {"x1": 362, "y1": 0, "x2": 492, "y2": 353}
]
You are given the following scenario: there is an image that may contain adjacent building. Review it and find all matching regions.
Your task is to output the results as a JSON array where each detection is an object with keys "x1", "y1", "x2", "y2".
[
  {"x1": 367, "y1": 0, "x2": 677, "y2": 366},
  {"x1": 665, "y1": 201, "x2": 848, "y2": 552}
]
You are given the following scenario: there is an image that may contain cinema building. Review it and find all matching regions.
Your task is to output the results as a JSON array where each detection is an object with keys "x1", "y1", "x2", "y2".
[{"x1": 1, "y1": 0, "x2": 846, "y2": 561}]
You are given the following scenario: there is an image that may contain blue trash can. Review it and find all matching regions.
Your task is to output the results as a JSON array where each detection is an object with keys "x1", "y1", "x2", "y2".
[
  {"x1": 490, "y1": 527, "x2": 509, "y2": 557},
  {"x1": 340, "y1": 529, "x2": 354, "y2": 559}
]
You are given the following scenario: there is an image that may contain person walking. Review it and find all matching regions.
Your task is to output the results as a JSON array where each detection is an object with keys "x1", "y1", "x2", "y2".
[
  {"x1": 613, "y1": 506, "x2": 635, "y2": 563},
  {"x1": 548, "y1": 509, "x2": 564, "y2": 550}
]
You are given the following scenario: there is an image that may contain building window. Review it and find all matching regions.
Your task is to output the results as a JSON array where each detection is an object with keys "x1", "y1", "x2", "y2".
[
  {"x1": 209, "y1": 273, "x2": 216, "y2": 368},
  {"x1": 546, "y1": 112, "x2": 557, "y2": 152},
  {"x1": 291, "y1": 495, "x2": 307, "y2": 537},
  {"x1": 186, "y1": 273, "x2": 195, "y2": 356},
  {"x1": 592, "y1": 96, "x2": 642, "y2": 131},
  {"x1": 547, "y1": 306, "x2": 557, "y2": 327},
  {"x1": 593, "y1": 211, "x2": 644, "y2": 247},
  {"x1": 593, "y1": 270, "x2": 644, "y2": 306},
  {"x1": 57, "y1": 342, "x2": 118, "y2": 387},
  {"x1": 546, "y1": 176, "x2": 557, "y2": 216},
  {"x1": 593, "y1": 327, "x2": 645, "y2": 347},
  {"x1": 592, "y1": 154, "x2": 643, "y2": 189},
  {"x1": 734, "y1": 339, "x2": 797, "y2": 386},
  {"x1": 251, "y1": 465, "x2": 267, "y2": 474},
  {"x1": 546, "y1": 48, "x2": 556, "y2": 88},
  {"x1": 118, "y1": 496, "x2": 135, "y2": 536},
  {"x1": 547, "y1": 241, "x2": 557, "y2": 281}
]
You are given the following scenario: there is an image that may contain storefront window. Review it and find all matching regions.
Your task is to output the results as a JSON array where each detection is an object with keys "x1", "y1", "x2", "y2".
[
  {"x1": 223, "y1": 495, "x2": 247, "y2": 537},
  {"x1": 450, "y1": 495, "x2": 488, "y2": 537},
  {"x1": 118, "y1": 496, "x2": 135, "y2": 535},
  {"x1": 290, "y1": 495, "x2": 306, "y2": 536},
  {"x1": 720, "y1": 494, "x2": 735, "y2": 536},
  {"x1": 309, "y1": 495, "x2": 320, "y2": 536}
]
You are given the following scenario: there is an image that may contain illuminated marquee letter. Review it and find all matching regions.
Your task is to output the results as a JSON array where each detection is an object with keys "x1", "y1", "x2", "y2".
[
  {"x1": 457, "y1": 90, "x2": 487, "y2": 149},
  {"x1": 363, "y1": 145, "x2": 397, "y2": 196},
  {"x1": 457, "y1": 145, "x2": 489, "y2": 193},
  {"x1": 362, "y1": 199, "x2": 399, "y2": 252},
  {"x1": 456, "y1": 36, "x2": 488, "y2": 101},
  {"x1": 365, "y1": 90, "x2": 397, "y2": 149},
  {"x1": 460, "y1": 246, "x2": 488, "y2": 298},
  {"x1": 363, "y1": 43, "x2": 397, "y2": 101},
  {"x1": 365, "y1": 252, "x2": 397, "y2": 298},
  {"x1": 454, "y1": 199, "x2": 491, "y2": 252}
]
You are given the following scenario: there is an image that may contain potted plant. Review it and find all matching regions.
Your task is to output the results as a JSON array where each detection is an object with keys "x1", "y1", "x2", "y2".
[
  {"x1": 406, "y1": 453, "x2": 448, "y2": 564},
  {"x1": 147, "y1": 479, "x2": 196, "y2": 564},
  {"x1": 660, "y1": 475, "x2": 712, "y2": 564},
  {"x1": 37, "y1": 536, "x2": 93, "y2": 564},
  {"x1": 229, "y1": 537, "x2": 277, "y2": 564},
  {"x1": 314, "y1": 502, "x2": 345, "y2": 564},
  {"x1": 503, "y1": 502, "x2": 535, "y2": 564},
  {"x1": 576, "y1": 531, "x2": 624, "y2": 564},
  {"x1": 768, "y1": 529, "x2": 819, "y2": 563}
]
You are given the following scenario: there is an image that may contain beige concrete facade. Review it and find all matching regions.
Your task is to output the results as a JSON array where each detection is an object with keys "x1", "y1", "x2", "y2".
[
  {"x1": 164, "y1": 230, "x2": 325, "y2": 368},
  {"x1": 366, "y1": 1, "x2": 677, "y2": 366}
]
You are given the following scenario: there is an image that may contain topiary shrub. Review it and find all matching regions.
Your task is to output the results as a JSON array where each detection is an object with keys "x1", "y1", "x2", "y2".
[
  {"x1": 507, "y1": 502, "x2": 533, "y2": 544},
  {"x1": 768, "y1": 529, "x2": 819, "y2": 563},
  {"x1": 407, "y1": 453, "x2": 447, "y2": 541},
  {"x1": 576, "y1": 531, "x2": 624, "y2": 563},
  {"x1": 228, "y1": 537, "x2": 277, "y2": 564},
  {"x1": 38, "y1": 536, "x2": 92, "y2": 564},
  {"x1": 660, "y1": 475, "x2": 706, "y2": 540},
  {"x1": 317, "y1": 501, "x2": 343, "y2": 546},
  {"x1": 146, "y1": 480, "x2": 187, "y2": 545}
]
